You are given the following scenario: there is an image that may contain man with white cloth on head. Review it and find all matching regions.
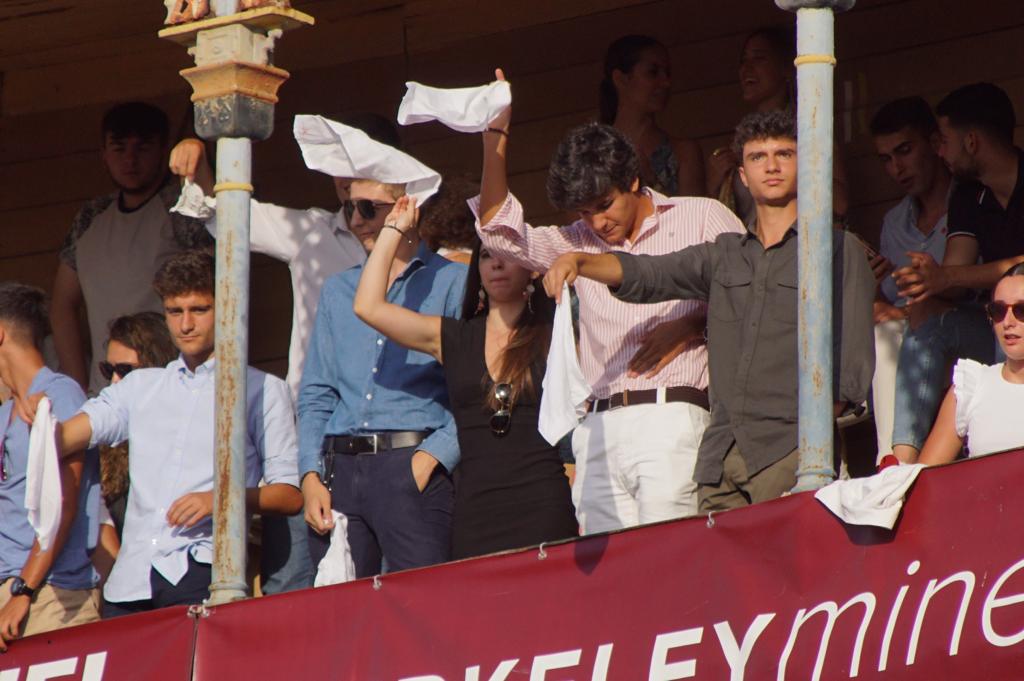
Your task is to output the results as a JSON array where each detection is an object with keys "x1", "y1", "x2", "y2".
[
  {"x1": 168, "y1": 114, "x2": 399, "y2": 594},
  {"x1": 0, "y1": 283, "x2": 102, "y2": 650},
  {"x1": 448, "y1": 72, "x2": 744, "y2": 533},
  {"x1": 294, "y1": 117, "x2": 465, "y2": 578}
]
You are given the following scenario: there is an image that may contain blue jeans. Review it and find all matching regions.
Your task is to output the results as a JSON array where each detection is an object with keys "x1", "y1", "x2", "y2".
[{"x1": 891, "y1": 304, "x2": 994, "y2": 451}]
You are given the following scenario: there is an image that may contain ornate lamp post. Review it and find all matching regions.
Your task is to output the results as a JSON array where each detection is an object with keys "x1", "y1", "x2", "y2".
[
  {"x1": 159, "y1": 0, "x2": 313, "y2": 605},
  {"x1": 775, "y1": 0, "x2": 856, "y2": 493}
]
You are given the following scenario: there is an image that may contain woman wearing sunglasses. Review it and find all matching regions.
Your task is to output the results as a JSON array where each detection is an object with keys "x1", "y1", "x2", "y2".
[
  {"x1": 353, "y1": 196, "x2": 578, "y2": 559},
  {"x1": 919, "y1": 264, "x2": 1024, "y2": 464},
  {"x1": 98, "y1": 312, "x2": 178, "y2": 537}
]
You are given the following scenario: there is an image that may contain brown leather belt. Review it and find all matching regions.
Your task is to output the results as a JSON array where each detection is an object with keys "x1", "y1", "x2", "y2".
[{"x1": 591, "y1": 386, "x2": 709, "y2": 413}]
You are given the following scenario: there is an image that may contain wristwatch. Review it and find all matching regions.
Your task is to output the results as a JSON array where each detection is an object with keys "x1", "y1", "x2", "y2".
[{"x1": 9, "y1": 576, "x2": 36, "y2": 599}]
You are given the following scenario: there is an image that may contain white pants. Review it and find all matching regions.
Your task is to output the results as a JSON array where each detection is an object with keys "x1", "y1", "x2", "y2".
[
  {"x1": 571, "y1": 402, "x2": 709, "y2": 535},
  {"x1": 872, "y1": 319, "x2": 907, "y2": 462}
]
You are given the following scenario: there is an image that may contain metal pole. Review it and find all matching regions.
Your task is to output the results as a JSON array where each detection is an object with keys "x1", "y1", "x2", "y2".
[
  {"x1": 209, "y1": 137, "x2": 252, "y2": 604},
  {"x1": 159, "y1": 0, "x2": 314, "y2": 605},
  {"x1": 776, "y1": 0, "x2": 855, "y2": 493}
]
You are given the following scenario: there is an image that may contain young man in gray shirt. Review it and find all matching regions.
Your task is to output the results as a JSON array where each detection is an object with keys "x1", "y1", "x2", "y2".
[{"x1": 543, "y1": 111, "x2": 875, "y2": 512}]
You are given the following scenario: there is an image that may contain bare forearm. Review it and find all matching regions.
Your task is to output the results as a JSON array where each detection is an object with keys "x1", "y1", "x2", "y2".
[
  {"x1": 22, "y1": 455, "x2": 84, "y2": 588},
  {"x1": 50, "y1": 307, "x2": 88, "y2": 389},
  {"x1": 247, "y1": 483, "x2": 303, "y2": 516},
  {"x1": 353, "y1": 227, "x2": 402, "y2": 323},
  {"x1": 58, "y1": 414, "x2": 94, "y2": 458},
  {"x1": 945, "y1": 256, "x2": 1024, "y2": 293},
  {"x1": 479, "y1": 131, "x2": 510, "y2": 226}
]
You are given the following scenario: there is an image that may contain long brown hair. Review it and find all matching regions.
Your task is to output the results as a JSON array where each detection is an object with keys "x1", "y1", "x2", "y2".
[{"x1": 461, "y1": 244, "x2": 554, "y2": 410}]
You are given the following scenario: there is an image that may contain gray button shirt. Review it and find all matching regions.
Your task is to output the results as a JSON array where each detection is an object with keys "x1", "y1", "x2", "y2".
[{"x1": 611, "y1": 224, "x2": 875, "y2": 484}]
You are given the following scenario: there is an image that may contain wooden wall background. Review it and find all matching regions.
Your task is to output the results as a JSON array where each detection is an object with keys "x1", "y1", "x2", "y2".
[{"x1": 2, "y1": 0, "x2": 1023, "y2": 376}]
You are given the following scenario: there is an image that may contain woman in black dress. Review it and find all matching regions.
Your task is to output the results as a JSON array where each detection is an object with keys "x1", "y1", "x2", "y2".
[{"x1": 353, "y1": 196, "x2": 578, "y2": 559}]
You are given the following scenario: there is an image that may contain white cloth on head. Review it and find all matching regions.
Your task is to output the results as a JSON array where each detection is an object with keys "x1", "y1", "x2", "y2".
[
  {"x1": 814, "y1": 464, "x2": 925, "y2": 529},
  {"x1": 293, "y1": 115, "x2": 441, "y2": 203},
  {"x1": 538, "y1": 283, "x2": 592, "y2": 445},
  {"x1": 314, "y1": 511, "x2": 356, "y2": 587},
  {"x1": 25, "y1": 397, "x2": 62, "y2": 552},
  {"x1": 397, "y1": 81, "x2": 512, "y2": 133}
]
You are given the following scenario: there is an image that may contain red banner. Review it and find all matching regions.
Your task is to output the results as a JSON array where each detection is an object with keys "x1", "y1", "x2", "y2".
[
  {"x1": 0, "y1": 606, "x2": 194, "y2": 681},
  {"x1": 8, "y1": 451, "x2": 1024, "y2": 679}
]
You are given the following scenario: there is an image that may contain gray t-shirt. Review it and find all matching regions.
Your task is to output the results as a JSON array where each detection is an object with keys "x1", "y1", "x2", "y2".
[{"x1": 60, "y1": 181, "x2": 212, "y2": 393}]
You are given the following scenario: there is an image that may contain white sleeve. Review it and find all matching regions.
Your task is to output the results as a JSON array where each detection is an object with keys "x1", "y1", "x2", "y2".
[
  {"x1": 209, "y1": 199, "x2": 329, "y2": 264},
  {"x1": 952, "y1": 359, "x2": 982, "y2": 438},
  {"x1": 98, "y1": 499, "x2": 115, "y2": 528}
]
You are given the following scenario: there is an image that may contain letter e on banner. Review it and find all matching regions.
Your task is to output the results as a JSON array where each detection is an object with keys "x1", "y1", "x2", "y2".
[
  {"x1": 649, "y1": 628, "x2": 703, "y2": 680},
  {"x1": 983, "y1": 557, "x2": 1024, "y2": 647},
  {"x1": 529, "y1": 650, "x2": 581, "y2": 680}
]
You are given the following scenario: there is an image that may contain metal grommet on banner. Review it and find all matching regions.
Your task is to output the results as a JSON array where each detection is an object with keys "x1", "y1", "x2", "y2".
[
  {"x1": 189, "y1": 603, "x2": 211, "y2": 618},
  {"x1": 537, "y1": 543, "x2": 548, "y2": 561},
  {"x1": 372, "y1": 575, "x2": 383, "y2": 591},
  {"x1": 706, "y1": 512, "x2": 716, "y2": 529}
]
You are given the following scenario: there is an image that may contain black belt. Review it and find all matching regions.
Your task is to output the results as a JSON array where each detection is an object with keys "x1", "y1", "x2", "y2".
[
  {"x1": 591, "y1": 386, "x2": 709, "y2": 413},
  {"x1": 323, "y1": 431, "x2": 428, "y2": 455},
  {"x1": 319, "y1": 431, "x2": 429, "y2": 491}
]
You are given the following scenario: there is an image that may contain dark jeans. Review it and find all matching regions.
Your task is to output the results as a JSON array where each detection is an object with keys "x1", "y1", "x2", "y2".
[
  {"x1": 102, "y1": 554, "x2": 212, "y2": 618},
  {"x1": 307, "y1": 446, "x2": 453, "y2": 579},
  {"x1": 261, "y1": 513, "x2": 314, "y2": 594}
]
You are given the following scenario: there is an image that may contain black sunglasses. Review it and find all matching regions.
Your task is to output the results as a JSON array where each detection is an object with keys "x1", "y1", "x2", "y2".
[
  {"x1": 342, "y1": 199, "x2": 395, "y2": 222},
  {"x1": 490, "y1": 383, "x2": 513, "y2": 437},
  {"x1": 985, "y1": 301, "x2": 1024, "y2": 323},
  {"x1": 99, "y1": 361, "x2": 137, "y2": 381}
]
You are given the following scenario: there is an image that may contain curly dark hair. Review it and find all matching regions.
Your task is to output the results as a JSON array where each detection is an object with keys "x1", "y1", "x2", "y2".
[
  {"x1": 0, "y1": 283, "x2": 49, "y2": 351},
  {"x1": 418, "y1": 175, "x2": 481, "y2": 252},
  {"x1": 153, "y1": 250, "x2": 215, "y2": 300},
  {"x1": 546, "y1": 122, "x2": 640, "y2": 212},
  {"x1": 732, "y1": 110, "x2": 798, "y2": 159},
  {"x1": 107, "y1": 311, "x2": 178, "y2": 369}
]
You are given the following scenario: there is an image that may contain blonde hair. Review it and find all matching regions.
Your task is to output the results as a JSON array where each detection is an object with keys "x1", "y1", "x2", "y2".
[{"x1": 350, "y1": 178, "x2": 406, "y2": 200}]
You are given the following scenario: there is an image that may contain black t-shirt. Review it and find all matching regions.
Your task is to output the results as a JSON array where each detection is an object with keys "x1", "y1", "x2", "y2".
[{"x1": 947, "y1": 149, "x2": 1024, "y2": 264}]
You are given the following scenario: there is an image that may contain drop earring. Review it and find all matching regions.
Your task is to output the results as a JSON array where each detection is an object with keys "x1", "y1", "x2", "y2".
[{"x1": 524, "y1": 283, "x2": 535, "y2": 313}]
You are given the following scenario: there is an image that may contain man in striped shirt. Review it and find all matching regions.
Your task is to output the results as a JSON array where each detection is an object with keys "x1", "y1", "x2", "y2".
[{"x1": 474, "y1": 94, "x2": 744, "y2": 534}]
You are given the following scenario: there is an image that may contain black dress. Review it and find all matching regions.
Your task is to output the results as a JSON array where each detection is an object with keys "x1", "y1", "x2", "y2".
[{"x1": 440, "y1": 316, "x2": 578, "y2": 559}]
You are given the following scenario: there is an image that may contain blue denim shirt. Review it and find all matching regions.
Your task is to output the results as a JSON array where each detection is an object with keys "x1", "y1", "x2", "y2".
[
  {"x1": 0, "y1": 367, "x2": 99, "y2": 590},
  {"x1": 297, "y1": 244, "x2": 467, "y2": 478}
]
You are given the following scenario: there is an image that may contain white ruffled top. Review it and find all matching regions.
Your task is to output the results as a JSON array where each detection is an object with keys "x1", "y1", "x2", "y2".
[{"x1": 953, "y1": 358, "x2": 1024, "y2": 457}]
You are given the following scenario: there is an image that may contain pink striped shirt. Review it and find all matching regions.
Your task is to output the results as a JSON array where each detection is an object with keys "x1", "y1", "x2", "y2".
[{"x1": 474, "y1": 190, "x2": 745, "y2": 399}]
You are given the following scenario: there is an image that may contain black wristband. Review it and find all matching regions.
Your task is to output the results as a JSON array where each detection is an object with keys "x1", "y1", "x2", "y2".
[
  {"x1": 485, "y1": 127, "x2": 510, "y2": 138},
  {"x1": 383, "y1": 223, "x2": 413, "y2": 244}
]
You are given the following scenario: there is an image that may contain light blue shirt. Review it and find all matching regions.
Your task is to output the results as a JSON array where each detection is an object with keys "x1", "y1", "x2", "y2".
[
  {"x1": 0, "y1": 367, "x2": 99, "y2": 590},
  {"x1": 81, "y1": 356, "x2": 299, "y2": 603},
  {"x1": 879, "y1": 194, "x2": 949, "y2": 305},
  {"x1": 297, "y1": 245, "x2": 467, "y2": 478}
]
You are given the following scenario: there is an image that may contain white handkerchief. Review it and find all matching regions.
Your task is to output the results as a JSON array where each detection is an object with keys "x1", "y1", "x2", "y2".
[
  {"x1": 538, "y1": 284, "x2": 592, "y2": 446},
  {"x1": 25, "y1": 397, "x2": 62, "y2": 552},
  {"x1": 294, "y1": 115, "x2": 441, "y2": 203},
  {"x1": 314, "y1": 511, "x2": 356, "y2": 587},
  {"x1": 397, "y1": 81, "x2": 512, "y2": 133},
  {"x1": 170, "y1": 179, "x2": 216, "y2": 220},
  {"x1": 814, "y1": 464, "x2": 925, "y2": 529}
]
